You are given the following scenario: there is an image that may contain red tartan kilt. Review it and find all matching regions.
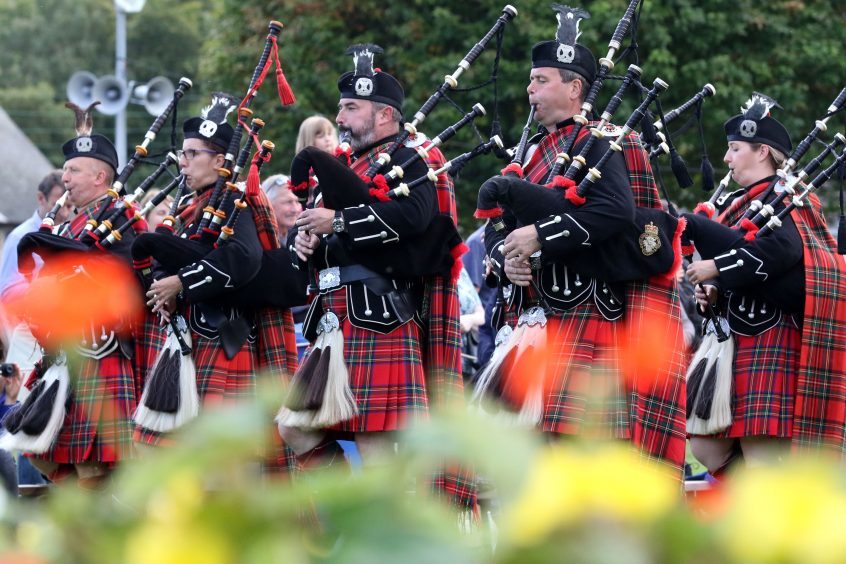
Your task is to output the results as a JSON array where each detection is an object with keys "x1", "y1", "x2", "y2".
[
  {"x1": 191, "y1": 331, "x2": 257, "y2": 404},
  {"x1": 320, "y1": 287, "x2": 429, "y2": 433},
  {"x1": 134, "y1": 327, "x2": 258, "y2": 446},
  {"x1": 33, "y1": 351, "x2": 137, "y2": 465},
  {"x1": 540, "y1": 301, "x2": 630, "y2": 437},
  {"x1": 720, "y1": 316, "x2": 801, "y2": 438},
  {"x1": 133, "y1": 310, "x2": 167, "y2": 399}
]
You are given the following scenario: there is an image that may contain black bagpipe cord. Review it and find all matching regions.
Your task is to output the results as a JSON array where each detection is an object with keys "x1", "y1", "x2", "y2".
[
  {"x1": 442, "y1": 23, "x2": 509, "y2": 178},
  {"x1": 695, "y1": 100, "x2": 715, "y2": 193}
]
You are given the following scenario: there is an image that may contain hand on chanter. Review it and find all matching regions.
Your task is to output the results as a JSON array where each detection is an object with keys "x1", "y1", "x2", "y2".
[
  {"x1": 504, "y1": 257, "x2": 532, "y2": 287},
  {"x1": 502, "y1": 225, "x2": 541, "y2": 262},
  {"x1": 693, "y1": 284, "x2": 718, "y2": 311},
  {"x1": 294, "y1": 230, "x2": 320, "y2": 261},
  {"x1": 295, "y1": 208, "x2": 334, "y2": 236},
  {"x1": 147, "y1": 275, "x2": 181, "y2": 322},
  {"x1": 685, "y1": 259, "x2": 718, "y2": 286}
]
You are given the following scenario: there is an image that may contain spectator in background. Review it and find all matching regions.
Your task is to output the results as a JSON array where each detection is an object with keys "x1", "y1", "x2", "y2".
[
  {"x1": 0, "y1": 363, "x2": 46, "y2": 491},
  {"x1": 0, "y1": 170, "x2": 72, "y2": 375},
  {"x1": 139, "y1": 188, "x2": 174, "y2": 233},
  {"x1": 261, "y1": 174, "x2": 301, "y2": 244},
  {"x1": 295, "y1": 115, "x2": 338, "y2": 154},
  {"x1": 462, "y1": 224, "x2": 497, "y2": 367},
  {"x1": 456, "y1": 266, "x2": 484, "y2": 382}
]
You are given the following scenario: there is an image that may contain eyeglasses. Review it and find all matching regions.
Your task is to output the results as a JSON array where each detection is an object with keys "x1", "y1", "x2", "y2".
[{"x1": 176, "y1": 148, "x2": 219, "y2": 161}]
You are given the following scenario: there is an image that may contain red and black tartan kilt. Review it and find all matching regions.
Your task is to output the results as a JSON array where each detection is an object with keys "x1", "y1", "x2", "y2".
[
  {"x1": 719, "y1": 316, "x2": 801, "y2": 439},
  {"x1": 540, "y1": 301, "x2": 630, "y2": 438},
  {"x1": 132, "y1": 310, "x2": 167, "y2": 400},
  {"x1": 134, "y1": 325, "x2": 258, "y2": 446},
  {"x1": 318, "y1": 286, "x2": 429, "y2": 433},
  {"x1": 31, "y1": 350, "x2": 137, "y2": 466},
  {"x1": 191, "y1": 330, "x2": 258, "y2": 403}
]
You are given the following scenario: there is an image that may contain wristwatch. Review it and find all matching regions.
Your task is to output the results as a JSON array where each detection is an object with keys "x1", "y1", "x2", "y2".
[{"x1": 331, "y1": 210, "x2": 346, "y2": 233}]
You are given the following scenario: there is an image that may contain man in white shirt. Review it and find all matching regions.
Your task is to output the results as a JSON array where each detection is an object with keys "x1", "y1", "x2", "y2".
[{"x1": 0, "y1": 170, "x2": 72, "y2": 372}]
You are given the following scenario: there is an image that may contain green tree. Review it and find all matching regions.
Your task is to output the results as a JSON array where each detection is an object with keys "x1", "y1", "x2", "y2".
[
  {"x1": 0, "y1": 0, "x2": 211, "y2": 166},
  {"x1": 203, "y1": 0, "x2": 846, "y2": 228},
  {"x1": 4, "y1": 1, "x2": 846, "y2": 224}
]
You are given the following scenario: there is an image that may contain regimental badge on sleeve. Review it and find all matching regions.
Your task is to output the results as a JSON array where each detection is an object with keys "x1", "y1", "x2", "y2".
[{"x1": 638, "y1": 221, "x2": 662, "y2": 256}]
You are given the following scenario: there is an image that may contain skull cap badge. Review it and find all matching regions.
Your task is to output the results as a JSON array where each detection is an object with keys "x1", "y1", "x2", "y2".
[
  {"x1": 355, "y1": 77, "x2": 373, "y2": 97},
  {"x1": 75, "y1": 136, "x2": 93, "y2": 152}
]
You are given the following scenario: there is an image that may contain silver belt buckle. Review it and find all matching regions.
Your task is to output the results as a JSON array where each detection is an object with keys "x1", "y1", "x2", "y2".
[{"x1": 318, "y1": 266, "x2": 341, "y2": 291}]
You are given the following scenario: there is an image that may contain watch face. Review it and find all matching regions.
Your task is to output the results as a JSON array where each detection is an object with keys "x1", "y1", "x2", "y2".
[{"x1": 332, "y1": 217, "x2": 344, "y2": 232}]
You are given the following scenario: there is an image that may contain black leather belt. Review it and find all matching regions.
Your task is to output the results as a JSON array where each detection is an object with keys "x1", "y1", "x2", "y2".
[{"x1": 318, "y1": 265, "x2": 395, "y2": 295}]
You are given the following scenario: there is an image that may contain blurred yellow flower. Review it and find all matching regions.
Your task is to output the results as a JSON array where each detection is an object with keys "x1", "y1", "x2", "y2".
[
  {"x1": 720, "y1": 461, "x2": 846, "y2": 563},
  {"x1": 126, "y1": 520, "x2": 232, "y2": 564},
  {"x1": 502, "y1": 444, "x2": 678, "y2": 545},
  {"x1": 15, "y1": 521, "x2": 44, "y2": 553},
  {"x1": 145, "y1": 471, "x2": 205, "y2": 525}
]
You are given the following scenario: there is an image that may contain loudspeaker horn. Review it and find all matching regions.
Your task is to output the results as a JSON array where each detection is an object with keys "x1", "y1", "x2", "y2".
[
  {"x1": 66, "y1": 71, "x2": 98, "y2": 108},
  {"x1": 133, "y1": 76, "x2": 175, "y2": 116},
  {"x1": 91, "y1": 75, "x2": 129, "y2": 115}
]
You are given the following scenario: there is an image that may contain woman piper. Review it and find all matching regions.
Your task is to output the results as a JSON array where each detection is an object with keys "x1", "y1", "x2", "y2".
[{"x1": 684, "y1": 93, "x2": 846, "y2": 476}]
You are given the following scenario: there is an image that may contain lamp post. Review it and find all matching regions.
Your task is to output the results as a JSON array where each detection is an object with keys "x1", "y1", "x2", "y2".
[{"x1": 113, "y1": 0, "x2": 146, "y2": 168}]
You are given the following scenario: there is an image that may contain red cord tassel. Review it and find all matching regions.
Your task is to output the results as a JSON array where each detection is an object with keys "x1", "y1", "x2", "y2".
[
  {"x1": 740, "y1": 218, "x2": 759, "y2": 241},
  {"x1": 246, "y1": 152, "x2": 268, "y2": 199},
  {"x1": 272, "y1": 37, "x2": 296, "y2": 106},
  {"x1": 500, "y1": 163, "x2": 524, "y2": 178},
  {"x1": 474, "y1": 207, "x2": 503, "y2": 219},
  {"x1": 564, "y1": 186, "x2": 586, "y2": 206}
]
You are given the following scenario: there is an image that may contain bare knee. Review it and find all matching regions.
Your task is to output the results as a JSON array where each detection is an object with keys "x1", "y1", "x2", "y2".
[{"x1": 690, "y1": 437, "x2": 739, "y2": 474}]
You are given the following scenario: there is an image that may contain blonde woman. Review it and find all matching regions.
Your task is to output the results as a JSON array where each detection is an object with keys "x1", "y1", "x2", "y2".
[
  {"x1": 295, "y1": 115, "x2": 338, "y2": 154},
  {"x1": 139, "y1": 188, "x2": 174, "y2": 233}
]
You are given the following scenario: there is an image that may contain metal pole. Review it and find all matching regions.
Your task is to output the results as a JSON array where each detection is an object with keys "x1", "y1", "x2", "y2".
[{"x1": 115, "y1": 6, "x2": 128, "y2": 168}]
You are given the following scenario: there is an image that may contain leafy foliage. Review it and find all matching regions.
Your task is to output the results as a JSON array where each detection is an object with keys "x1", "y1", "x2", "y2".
[
  {"x1": 1, "y1": 0, "x2": 845, "y2": 222},
  {"x1": 199, "y1": 0, "x2": 846, "y2": 227}
]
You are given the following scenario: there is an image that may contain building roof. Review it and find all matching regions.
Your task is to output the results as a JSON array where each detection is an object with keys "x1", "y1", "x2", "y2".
[{"x1": 0, "y1": 106, "x2": 54, "y2": 224}]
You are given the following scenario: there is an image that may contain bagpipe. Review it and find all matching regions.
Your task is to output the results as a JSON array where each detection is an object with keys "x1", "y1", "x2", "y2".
[
  {"x1": 277, "y1": 9, "x2": 520, "y2": 430},
  {"x1": 470, "y1": 0, "x2": 685, "y2": 421},
  {"x1": 683, "y1": 87, "x2": 846, "y2": 255},
  {"x1": 360, "y1": 5, "x2": 518, "y2": 180},
  {"x1": 19, "y1": 75, "x2": 193, "y2": 269},
  {"x1": 77, "y1": 78, "x2": 193, "y2": 246},
  {"x1": 287, "y1": 105, "x2": 495, "y2": 281},
  {"x1": 537, "y1": 0, "x2": 642, "y2": 183},
  {"x1": 130, "y1": 21, "x2": 305, "y2": 311},
  {"x1": 475, "y1": 76, "x2": 682, "y2": 284}
]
